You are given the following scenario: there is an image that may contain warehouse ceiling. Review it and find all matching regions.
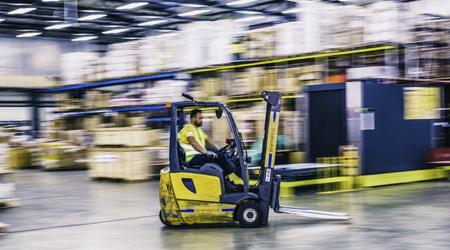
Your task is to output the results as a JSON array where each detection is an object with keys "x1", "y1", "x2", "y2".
[{"x1": 0, "y1": 0, "x2": 300, "y2": 44}]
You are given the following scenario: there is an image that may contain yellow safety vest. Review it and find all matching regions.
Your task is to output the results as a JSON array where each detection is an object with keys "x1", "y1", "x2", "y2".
[{"x1": 177, "y1": 124, "x2": 208, "y2": 162}]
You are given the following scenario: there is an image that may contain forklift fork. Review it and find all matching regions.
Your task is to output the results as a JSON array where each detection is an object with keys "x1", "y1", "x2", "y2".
[{"x1": 271, "y1": 175, "x2": 351, "y2": 220}]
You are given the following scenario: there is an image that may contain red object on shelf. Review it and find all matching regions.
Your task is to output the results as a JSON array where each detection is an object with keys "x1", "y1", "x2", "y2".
[
  {"x1": 326, "y1": 74, "x2": 346, "y2": 84},
  {"x1": 428, "y1": 148, "x2": 450, "y2": 165}
]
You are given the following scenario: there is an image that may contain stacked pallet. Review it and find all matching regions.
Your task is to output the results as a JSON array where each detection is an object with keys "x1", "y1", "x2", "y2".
[{"x1": 88, "y1": 128, "x2": 166, "y2": 181}]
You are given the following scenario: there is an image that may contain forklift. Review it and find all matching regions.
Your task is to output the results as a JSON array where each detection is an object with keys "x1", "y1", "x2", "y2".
[{"x1": 159, "y1": 91, "x2": 350, "y2": 228}]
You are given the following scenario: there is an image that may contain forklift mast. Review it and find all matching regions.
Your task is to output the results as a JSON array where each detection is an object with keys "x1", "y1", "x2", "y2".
[{"x1": 258, "y1": 91, "x2": 282, "y2": 225}]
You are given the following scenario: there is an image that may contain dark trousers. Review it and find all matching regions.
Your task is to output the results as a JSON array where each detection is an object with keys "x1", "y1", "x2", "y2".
[{"x1": 189, "y1": 152, "x2": 235, "y2": 175}]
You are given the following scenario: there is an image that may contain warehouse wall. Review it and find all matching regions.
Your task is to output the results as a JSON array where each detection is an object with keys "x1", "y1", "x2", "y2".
[{"x1": 0, "y1": 37, "x2": 94, "y2": 76}]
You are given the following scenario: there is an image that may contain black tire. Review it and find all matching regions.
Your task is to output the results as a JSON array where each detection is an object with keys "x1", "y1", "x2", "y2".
[
  {"x1": 236, "y1": 202, "x2": 263, "y2": 228},
  {"x1": 159, "y1": 210, "x2": 172, "y2": 227}
]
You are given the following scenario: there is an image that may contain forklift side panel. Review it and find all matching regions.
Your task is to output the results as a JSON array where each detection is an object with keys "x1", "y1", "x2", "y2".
[
  {"x1": 177, "y1": 200, "x2": 236, "y2": 224},
  {"x1": 171, "y1": 172, "x2": 222, "y2": 202}
]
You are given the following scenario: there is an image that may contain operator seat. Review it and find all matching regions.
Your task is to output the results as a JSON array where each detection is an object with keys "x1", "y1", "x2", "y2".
[{"x1": 177, "y1": 141, "x2": 226, "y2": 194}]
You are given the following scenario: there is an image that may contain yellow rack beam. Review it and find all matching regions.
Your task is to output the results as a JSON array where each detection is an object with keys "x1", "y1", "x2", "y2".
[
  {"x1": 186, "y1": 45, "x2": 397, "y2": 74},
  {"x1": 356, "y1": 169, "x2": 448, "y2": 188}
]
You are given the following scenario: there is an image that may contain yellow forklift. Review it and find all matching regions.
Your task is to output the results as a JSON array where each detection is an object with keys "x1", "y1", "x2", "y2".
[{"x1": 159, "y1": 91, "x2": 350, "y2": 228}]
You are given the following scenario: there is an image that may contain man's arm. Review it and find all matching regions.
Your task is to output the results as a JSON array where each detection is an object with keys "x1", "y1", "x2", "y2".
[
  {"x1": 206, "y1": 137, "x2": 219, "y2": 152},
  {"x1": 187, "y1": 136, "x2": 207, "y2": 154}
]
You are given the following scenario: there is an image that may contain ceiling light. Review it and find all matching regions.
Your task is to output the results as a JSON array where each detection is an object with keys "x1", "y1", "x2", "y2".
[
  {"x1": 45, "y1": 23, "x2": 71, "y2": 30},
  {"x1": 102, "y1": 28, "x2": 130, "y2": 34},
  {"x1": 73, "y1": 33, "x2": 92, "y2": 36},
  {"x1": 138, "y1": 19, "x2": 167, "y2": 26},
  {"x1": 226, "y1": 0, "x2": 258, "y2": 6},
  {"x1": 178, "y1": 9, "x2": 211, "y2": 17},
  {"x1": 8, "y1": 7, "x2": 36, "y2": 15},
  {"x1": 0, "y1": 19, "x2": 5, "y2": 22},
  {"x1": 81, "y1": 10, "x2": 103, "y2": 13},
  {"x1": 179, "y1": 3, "x2": 207, "y2": 8},
  {"x1": 78, "y1": 14, "x2": 106, "y2": 21},
  {"x1": 282, "y1": 7, "x2": 302, "y2": 14},
  {"x1": 237, "y1": 11, "x2": 260, "y2": 15},
  {"x1": 141, "y1": 15, "x2": 160, "y2": 19},
  {"x1": 42, "y1": 0, "x2": 60, "y2": 2},
  {"x1": 116, "y1": 2, "x2": 148, "y2": 10},
  {"x1": 71, "y1": 36, "x2": 98, "y2": 41},
  {"x1": 17, "y1": 32, "x2": 42, "y2": 38},
  {"x1": 235, "y1": 15, "x2": 266, "y2": 22}
]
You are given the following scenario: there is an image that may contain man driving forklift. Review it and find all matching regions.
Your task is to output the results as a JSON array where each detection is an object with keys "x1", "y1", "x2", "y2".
[{"x1": 178, "y1": 109, "x2": 240, "y2": 191}]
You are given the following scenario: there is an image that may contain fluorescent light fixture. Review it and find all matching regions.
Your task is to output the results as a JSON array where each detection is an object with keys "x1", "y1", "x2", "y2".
[
  {"x1": 138, "y1": 19, "x2": 167, "y2": 26},
  {"x1": 102, "y1": 28, "x2": 130, "y2": 34},
  {"x1": 45, "y1": 23, "x2": 71, "y2": 30},
  {"x1": 282, "y1": 7, "x2": 302, "y2": 14},
  {"x1": 227, "y1": 0, "x2": 257, "y2": 6},
  {"x1": 8, "y1": 7, "x2": 36, "y2": 15},
  {"x1": 78, "y1": 14, "x2": 106, "y2": 21},
  {"x1": 141, "y1": 15, "x2": 160, "y2": 19},
  {"x1": 116, "y1": 2, "x2": 148, "y2": 10},
  {"x1": 235, "y1": 15, "x2": 265, "y2": 22},
  {"x1": 237, "y1": 10, "x2": 260, "y2": 15},
  {"x1": 17, "y1": 32, "x2": 42, "y2": 38},
  {"x1": 71, "y1": 36, "x2": 98, "y2": 41},
  {"x1": 73, "y1": 33, "x2": 91, "y2": 36},
  {"x1": 179, "y1": 3, "x2": 207, "y2": 8},
  {"x1": 0, "y1": 19, "x2": 5, "y2": 22},
  {"x1": 178, "y1": 9, "x2": 211, "y2": 17},
  {"x1": 42, "y1": 0, "x2": 60, "y2": 2}
]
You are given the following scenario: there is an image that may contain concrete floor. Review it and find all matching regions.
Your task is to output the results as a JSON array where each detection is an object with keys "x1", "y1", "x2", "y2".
[{"x1": 0, "y1": 170, "x2": 449, "y2": 250}]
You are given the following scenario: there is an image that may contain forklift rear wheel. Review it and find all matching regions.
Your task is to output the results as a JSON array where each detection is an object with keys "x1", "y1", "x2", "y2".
[{"x1": 236, "y1": 202, "x2": 262, "y2": 228}]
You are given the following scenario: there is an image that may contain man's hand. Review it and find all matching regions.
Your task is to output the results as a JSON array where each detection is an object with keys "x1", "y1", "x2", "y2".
[{"x1": 205, "y1": 151, "x2": 218, "y2": 160}]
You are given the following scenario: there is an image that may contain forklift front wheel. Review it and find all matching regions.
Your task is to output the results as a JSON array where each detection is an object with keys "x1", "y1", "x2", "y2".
[{"x1": 236, "y1": 202, "x2": 263, "y2": 228}]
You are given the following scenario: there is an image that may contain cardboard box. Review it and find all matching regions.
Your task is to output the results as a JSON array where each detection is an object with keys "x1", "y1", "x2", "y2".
[
  {"x1": 7, "y1": 148, "x2": 31, "y2": 169},
  {"x1": 88, "y1": 147, "x2": 152, "y2": 181}
]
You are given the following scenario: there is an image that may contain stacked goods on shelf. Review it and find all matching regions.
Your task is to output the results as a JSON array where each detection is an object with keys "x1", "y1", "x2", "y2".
[
  {"x1": 141, "y1": 80, "x2": 188, "y2": 105},
  {"x1": 88, "y1": 127, "x2": 165, "y2": 181},
  {"x1": 85, "y1": 91, "x2": 113, "y2": 108},
  {"x1": 244, "y1": 28, "x2": 277, "y2": 59},
  {"x1": 406, "y1": 16, "x2": 450, "y2": 79},
  {"x1": 275, "y1": 21, "x2": 303, "y2": 56},
  {"x1": 61, "y1": 52, "x2": 99, "y2": 85},
  {"x1": 40, "y1": 141, "x2": 87, "y2": 170},
  {"x1": 297, "y1": 64, "x2": 326, "y2": 86},
  {"x1": 0, "y1": 75, "x2": 57, "y2": 88},
  {"x1": 363, "y1": 0, "x2": 411, "y2": 44},
  {"x1": 0, "y1": 129, "x2": 18, "y2": 208},
  {"x1": 180, "y1": 20, "x2": 243, "y2": 67},
  {"x1": 39, "y1": 128, "x2": 90, "y2": 170},
  {"x1": 4, "y1": 129, "x2": 35, "y2": 169},
  {"x1": 321, "y1": 4, "x2": 364, "y2": 49},
  {"x1": 0, "y1": 170, "x2": 17, "y2": 208},
  {"x1": 347, "y1": 66, "x2": 399, "y2": 80},
  {"x1": 104, "y1": 41, "x2": 140, "y2": 79},
  {"x1": 139, "y1": 33, "x2": 182, "y2": 74}
]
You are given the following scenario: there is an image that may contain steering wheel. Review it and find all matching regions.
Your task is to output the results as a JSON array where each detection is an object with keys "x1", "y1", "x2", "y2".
[{"x1": 218, "y1": 139, "x2": 236, "y2": 158}]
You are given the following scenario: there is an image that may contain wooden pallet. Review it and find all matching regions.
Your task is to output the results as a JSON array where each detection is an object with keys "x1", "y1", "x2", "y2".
[
  {"x1": 0, "y1": 222, "x2": 8, "y2": 235},
  {"x1": 0, "y1": 198, "x2": 20, "y2": 208},
  {"x1": 90, "y1": 176, "x2": 149, "y2": 182},
  {"x1": 43, "y1": 165, "x2": 88, "y2": 171}
]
